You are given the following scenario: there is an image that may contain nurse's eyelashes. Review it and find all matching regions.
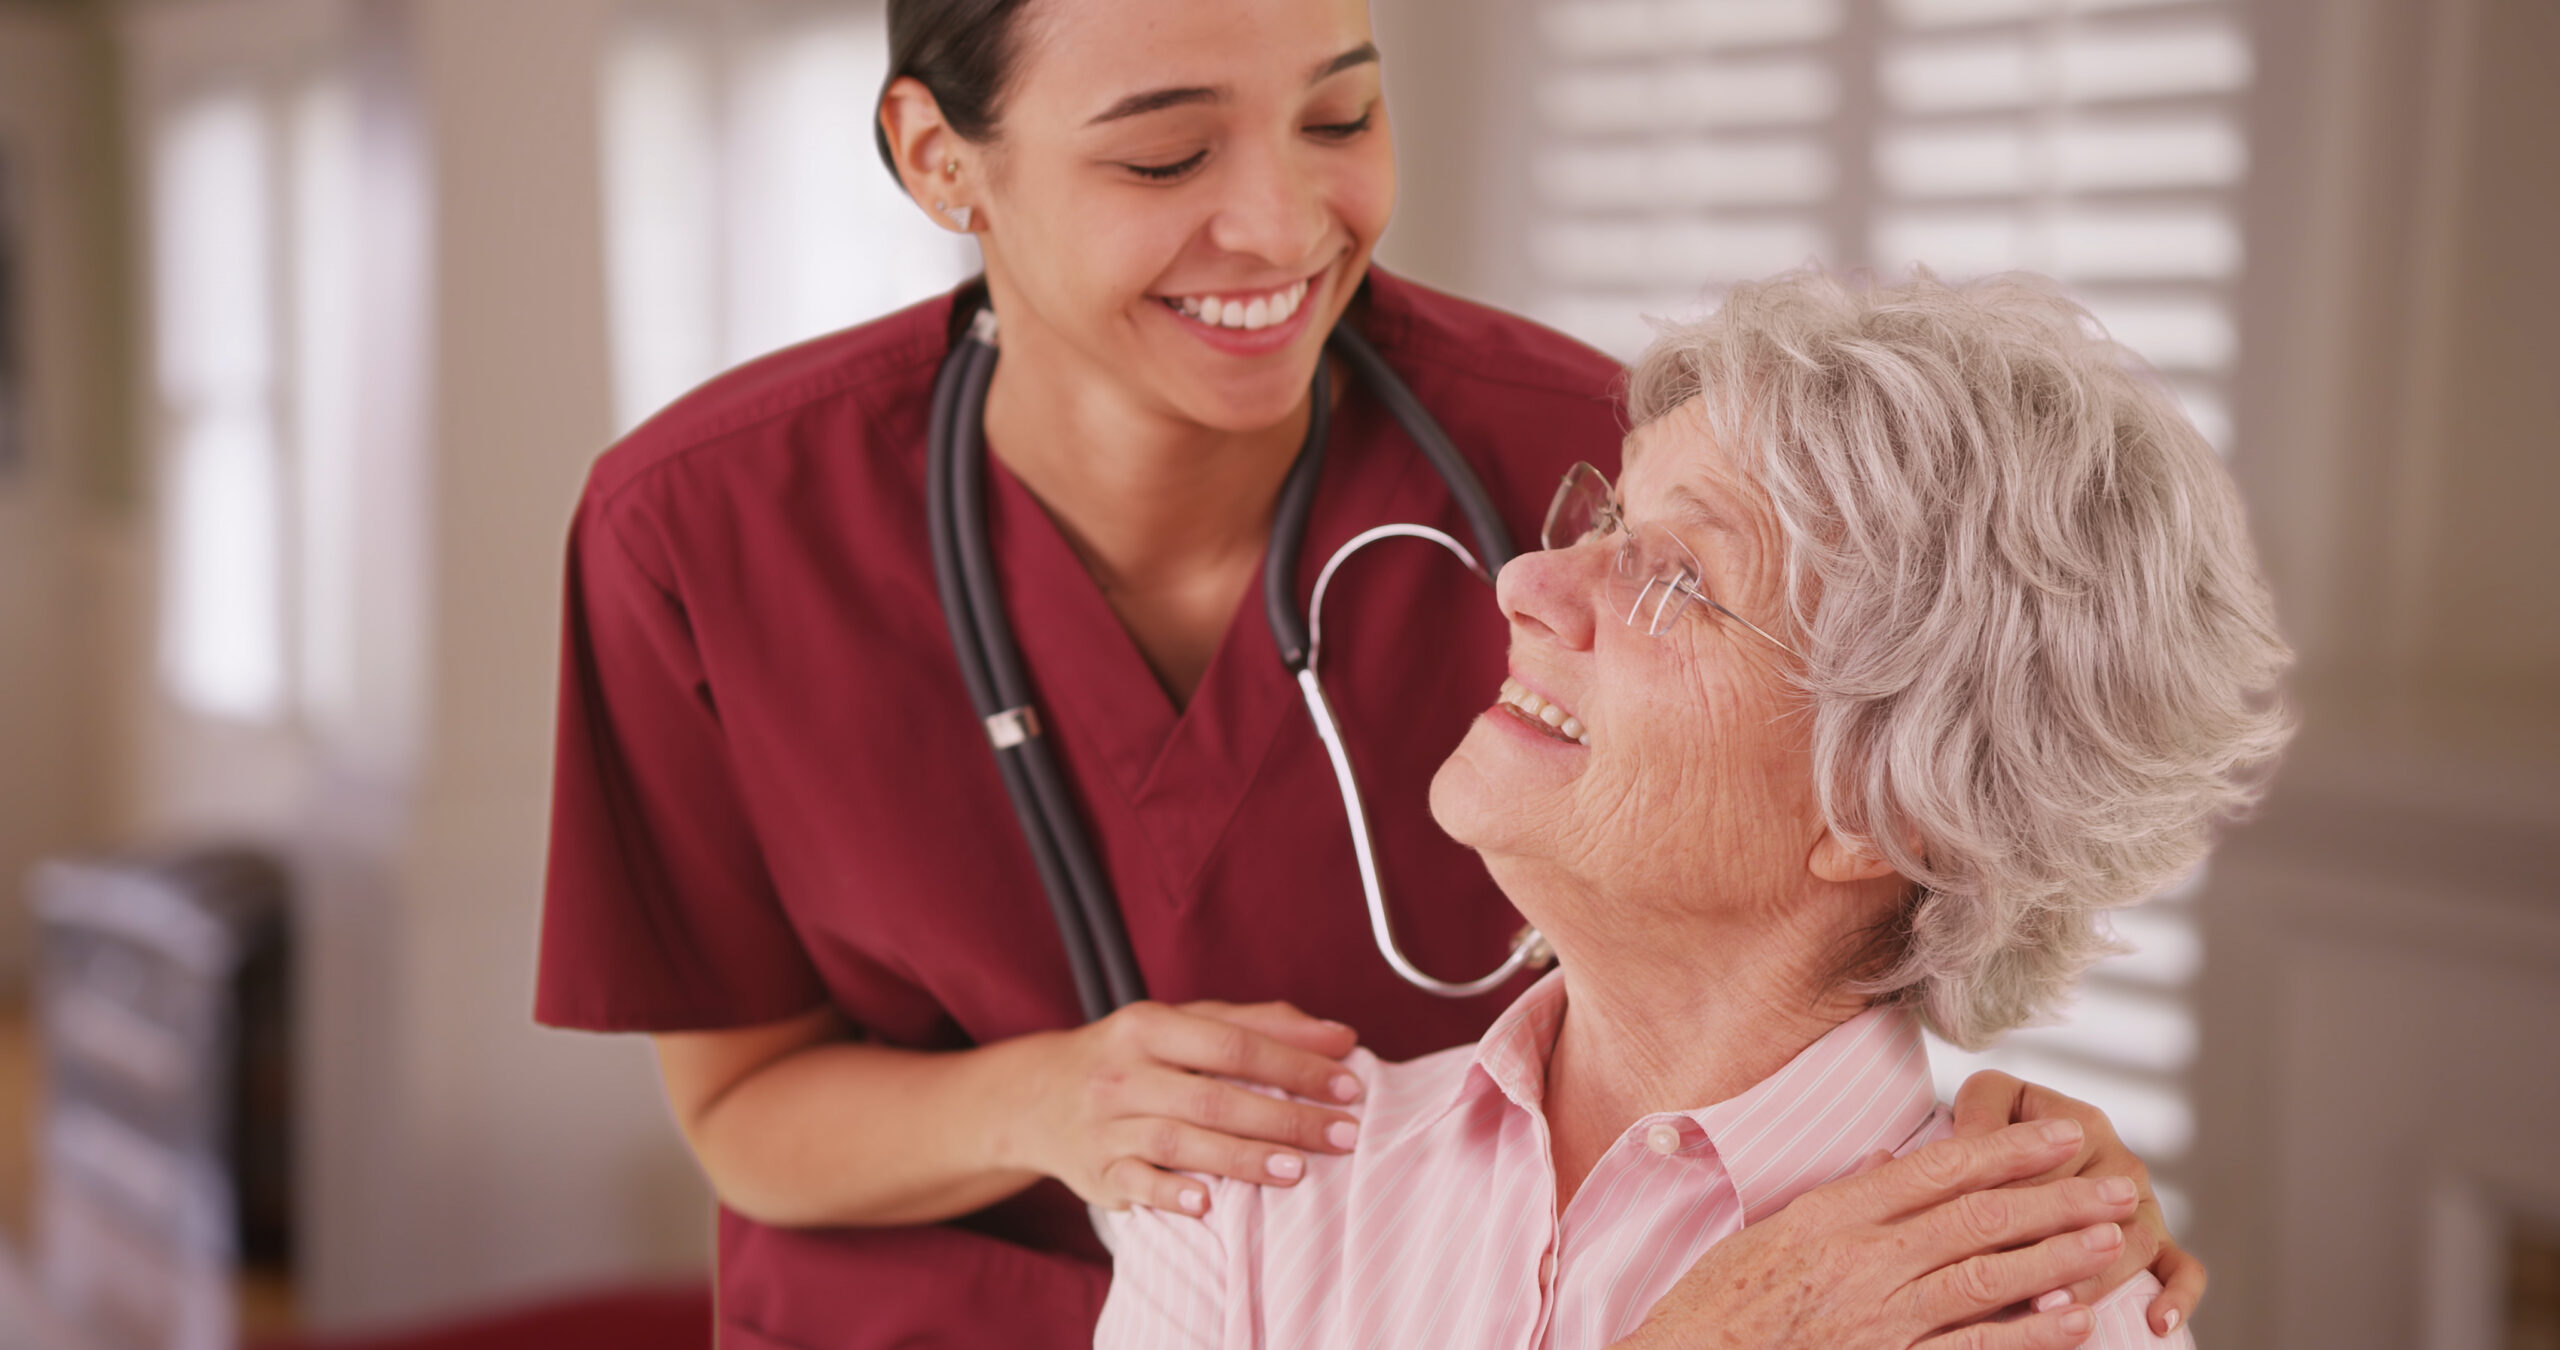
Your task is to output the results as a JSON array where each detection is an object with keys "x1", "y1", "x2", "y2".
[{"x1": 1161, "y1": 277, "x2": 1311, "y2": 331}]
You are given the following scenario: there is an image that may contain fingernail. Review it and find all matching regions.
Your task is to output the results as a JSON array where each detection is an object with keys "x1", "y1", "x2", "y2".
[
  {"x1": 2083, "y1": 1222, "x2": 2122, "y2": 1252},
  {"x1": 2099, "y1": 1176, "x2": 2138, "y2": 1204},
  {"x1": 2162, "y1": 1308, "x2": 2180, "y2": 1333},
  {"x1": 1267, "y1": 1153, "x2": 1303, "y2": 1180},
  {"x1": 1178, "y1": 1189, "x2": 1204, "y2": 1214},
  {"x1": 2041, "y1": 1118, "x2": 2084, "y2": 1147},
  {"x1": 1330, "y1": 1073, "x2": 1362, "y2": 1102},
  {"x1": 2034, "y1": 1289, "x2": 2071, "y2": 1313},
  {"x1": 2060, "y1": 1308, "x2": 2094, "y2": 1335},
  {"x1": 1326, "y1": 1120, "x2": 1359, "y2": 1150}
]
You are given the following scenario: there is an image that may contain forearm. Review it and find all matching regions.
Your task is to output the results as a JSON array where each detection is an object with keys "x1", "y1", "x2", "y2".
[{"x1": 677, "y1": 1030, "x2": 1062, "y2": 1228}]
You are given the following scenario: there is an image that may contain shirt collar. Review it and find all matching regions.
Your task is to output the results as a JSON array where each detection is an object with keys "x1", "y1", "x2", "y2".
[
  {"x1": 1690, "y1": 1002, "x2": 1941, "y2": 1223},
  {"x1": 1435, "y1": 972, "x2": 1942, "y2": 1224},
  {"x1": 1464, "y1": 968, "x2": 1572, "y2": 1117}
]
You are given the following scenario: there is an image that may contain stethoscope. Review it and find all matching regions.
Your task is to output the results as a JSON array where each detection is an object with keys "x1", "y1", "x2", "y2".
[{"x1": 927, "y1": 295, "x2": 1555, "y2": 1023}]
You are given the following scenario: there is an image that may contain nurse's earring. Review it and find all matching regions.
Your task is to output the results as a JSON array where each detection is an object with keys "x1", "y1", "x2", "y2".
[{"x1": 935, "y1": 158, "x2": 973, "y2": 231}]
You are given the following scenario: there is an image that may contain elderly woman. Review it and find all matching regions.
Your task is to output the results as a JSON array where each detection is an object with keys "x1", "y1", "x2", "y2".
[{"x1": 1093, "y1": 269, "x2": 2291, "y2": 1350}]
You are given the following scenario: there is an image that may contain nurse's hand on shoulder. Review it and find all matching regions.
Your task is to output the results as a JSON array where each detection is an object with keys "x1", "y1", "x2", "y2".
[
  {"x1": 1949, "y1": 1070, "x2": 2202, "y2": 1338},
  {"x1": 1614, "y1": 1121, "x2": 2132, "y2": 1350},
  {"x1": 1013, "y1": 1000, "x2": 1364, "y2": 1217}
]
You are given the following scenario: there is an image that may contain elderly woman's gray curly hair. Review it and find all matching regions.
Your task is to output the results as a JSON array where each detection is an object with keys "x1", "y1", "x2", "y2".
[{"x1": 1625, "y1": 268, "x2": 2293, "y2": 1050}]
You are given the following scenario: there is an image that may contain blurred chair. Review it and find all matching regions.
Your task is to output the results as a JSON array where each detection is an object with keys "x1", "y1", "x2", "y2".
[{"x1": 26, "y1": 849, "x2": 292, "y2": 1350}]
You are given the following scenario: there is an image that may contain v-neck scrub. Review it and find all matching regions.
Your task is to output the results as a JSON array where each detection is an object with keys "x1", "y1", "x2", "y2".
[{"x1": 537, "y1": 271, "x2": 1624, "y2": 1349}]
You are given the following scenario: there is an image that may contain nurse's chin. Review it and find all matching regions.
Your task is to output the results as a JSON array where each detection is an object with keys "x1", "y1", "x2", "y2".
[{"x1": 1164, "y1": 365, "x2": 1331, "y2": 437}]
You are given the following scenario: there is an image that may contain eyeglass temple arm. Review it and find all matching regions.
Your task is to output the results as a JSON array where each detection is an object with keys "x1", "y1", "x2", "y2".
[{"x1": 1682, "y1": 581, "x2": 1808, "y2": 664}]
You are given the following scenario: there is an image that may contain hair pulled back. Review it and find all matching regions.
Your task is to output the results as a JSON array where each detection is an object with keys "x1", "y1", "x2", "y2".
[{"x1": 874, "y1": 0, "x2": 1040, "y2": 183}]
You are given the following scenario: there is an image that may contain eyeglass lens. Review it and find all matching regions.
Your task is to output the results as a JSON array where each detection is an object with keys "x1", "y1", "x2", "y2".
[
  {"x1": 1543, "y1": 463, "x2": 1701, "y2": 638},
  {"x1": 1541, "y1": 463, "x2": 1616, "y2": 551},
  {"x1": 1614, "y1": 527, "x2": 1698, "y2": 636}
]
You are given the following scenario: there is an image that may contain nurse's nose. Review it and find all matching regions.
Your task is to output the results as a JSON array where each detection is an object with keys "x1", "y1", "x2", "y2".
[
  {"x1": 1496, "y1": 540, "x2": 1602, "y2": 653},
  {"x1": 1205, "y1": 137, "x2": 1329, "y2": 267}
]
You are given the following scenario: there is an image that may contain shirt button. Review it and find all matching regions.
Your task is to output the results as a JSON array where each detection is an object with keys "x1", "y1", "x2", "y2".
[{"x1": 1646, "y1": 1122, "x2": 1683, "y2": 1155}]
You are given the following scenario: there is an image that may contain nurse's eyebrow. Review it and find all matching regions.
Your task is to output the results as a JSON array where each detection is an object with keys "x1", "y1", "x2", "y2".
[
  {"x1": 1084, "y1": 44, "x2": 1381, "y2": 126},
  {"x1": 1087, "y1": 85, "x2": 1220, "y2": 126},
  {"x1": 1308, "y1": 42, "x2": 1381, "y2": 85}
]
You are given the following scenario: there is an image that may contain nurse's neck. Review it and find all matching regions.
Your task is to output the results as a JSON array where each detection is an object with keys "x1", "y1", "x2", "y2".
[{"x1": 979, "y1": 285, "x2": 1324, "y2": 708}]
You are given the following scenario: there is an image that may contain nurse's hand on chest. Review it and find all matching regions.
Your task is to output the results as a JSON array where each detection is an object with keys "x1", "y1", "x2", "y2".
[{"x1": 1001, "y1": 1000, "x2": 1368, "y2": 1217}]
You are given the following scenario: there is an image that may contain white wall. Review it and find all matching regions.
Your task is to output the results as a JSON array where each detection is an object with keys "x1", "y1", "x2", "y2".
[
  {"x1": 2192, "y1": 0, "x2": 2560, "y2": 1344},
  {"x1": 1368, "y1": 0, "x2": 1516, "y2": 300},
  {"x1": 2231, "y1": 0, "x2": 2560, "y2": 718},
  {"x1": 0, "y1": 5, "x2": 126, "y2": 996},
  {"x1": 371, "y1": 0, "x2": 710, "y2": 1318}
]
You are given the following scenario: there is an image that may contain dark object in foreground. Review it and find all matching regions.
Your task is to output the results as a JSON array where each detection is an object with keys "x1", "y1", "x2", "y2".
[{"x1": 28, "y1": 847, "x2": 293, "y2": 1348}]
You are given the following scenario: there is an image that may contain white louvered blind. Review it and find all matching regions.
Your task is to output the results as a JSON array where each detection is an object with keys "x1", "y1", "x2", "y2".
[{"x1": 1525, "y1": 0, "x2": 2252, "y2": 1227}]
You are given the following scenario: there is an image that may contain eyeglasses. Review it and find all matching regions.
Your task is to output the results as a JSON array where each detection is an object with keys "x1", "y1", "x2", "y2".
[{"x1": 1540, "y1": 462, "x2": 1805, "y2": 662}]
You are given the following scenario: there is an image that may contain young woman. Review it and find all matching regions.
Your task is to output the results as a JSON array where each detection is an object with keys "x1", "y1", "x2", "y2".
[{"x1": 535, "y1": 1, "x2": 2203, "y2": 1346}]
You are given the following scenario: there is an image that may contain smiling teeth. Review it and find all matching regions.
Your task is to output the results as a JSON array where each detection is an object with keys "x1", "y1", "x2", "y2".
[
  {"x1": 1171, "y1": 278, "x2": 1311, "y2": 331},
  {"x1": 1498, "y1": 677, "x2": 1588, "y2": 746}
]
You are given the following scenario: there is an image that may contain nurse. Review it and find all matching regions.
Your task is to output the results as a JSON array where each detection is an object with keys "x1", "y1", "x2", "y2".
[{"x1": 535, "y1": 0, "x2": 2202, "y2": 1346}]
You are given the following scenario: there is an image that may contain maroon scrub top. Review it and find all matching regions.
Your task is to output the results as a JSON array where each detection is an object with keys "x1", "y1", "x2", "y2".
[{"x1": 536, "y1": 269, "x2": 1624, "y2": 1349}]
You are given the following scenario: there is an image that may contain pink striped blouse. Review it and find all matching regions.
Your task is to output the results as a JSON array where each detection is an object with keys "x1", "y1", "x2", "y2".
[{"x1": 1096, "y1": 972, "x2": 2186, "y2": 1350}]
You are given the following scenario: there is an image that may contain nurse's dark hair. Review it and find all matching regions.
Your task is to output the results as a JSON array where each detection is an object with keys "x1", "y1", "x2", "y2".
[{"x1": 872, "y1": 0, "x2": 1040, "y2": 187}]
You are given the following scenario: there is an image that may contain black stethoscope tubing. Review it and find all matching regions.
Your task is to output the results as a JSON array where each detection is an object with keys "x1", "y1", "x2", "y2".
[
  {"x1": 930, "y1": 307, "x2": 1148, "y2": 1018},
  {"x1": 929, "y1": 294, "x2": 1519, "y2": 1024}
]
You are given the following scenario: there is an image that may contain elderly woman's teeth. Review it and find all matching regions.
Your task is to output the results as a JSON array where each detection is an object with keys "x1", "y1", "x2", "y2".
[
  {"x1": 1497, "y1": 678, "x2": 1590, "y2": 747},
  {"x1": 1169, "y1": 278, "x2": 1310, "y2": 331}
]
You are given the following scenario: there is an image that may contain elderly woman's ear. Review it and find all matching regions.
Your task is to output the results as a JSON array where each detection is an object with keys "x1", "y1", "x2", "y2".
[{"x1": 1807, "y1": 828, "x2": 1901, "y2": 885}]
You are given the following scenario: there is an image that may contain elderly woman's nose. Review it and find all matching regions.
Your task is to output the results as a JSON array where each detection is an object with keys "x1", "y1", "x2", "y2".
[{"x1": 1496, "y1": 545, "x2": 1601, "y2": 649}]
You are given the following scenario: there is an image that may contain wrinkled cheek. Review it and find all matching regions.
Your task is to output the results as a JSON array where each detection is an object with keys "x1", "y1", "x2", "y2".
[{"x1": 1601, "y1": 701, "x2": 1751, "y2": 843}]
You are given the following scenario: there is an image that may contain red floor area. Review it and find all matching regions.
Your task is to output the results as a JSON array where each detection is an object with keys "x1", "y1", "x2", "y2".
[{"x1": 252, "y1": 1285, "x2": 712, "y2": 1350}]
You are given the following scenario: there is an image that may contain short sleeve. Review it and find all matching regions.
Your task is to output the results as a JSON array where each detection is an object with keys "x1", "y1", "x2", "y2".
[
  {"x1": 1093, "y1": 1199, "x2": 1237, "y2": 1350},
  {"x1": 534, "y1": 488, "x2": 829, "y2": 1031}
]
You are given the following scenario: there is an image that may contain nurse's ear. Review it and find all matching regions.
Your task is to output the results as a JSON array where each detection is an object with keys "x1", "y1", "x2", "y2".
[{"x1": 879, "y1": 76, "x2": 984, "y2": 235}]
